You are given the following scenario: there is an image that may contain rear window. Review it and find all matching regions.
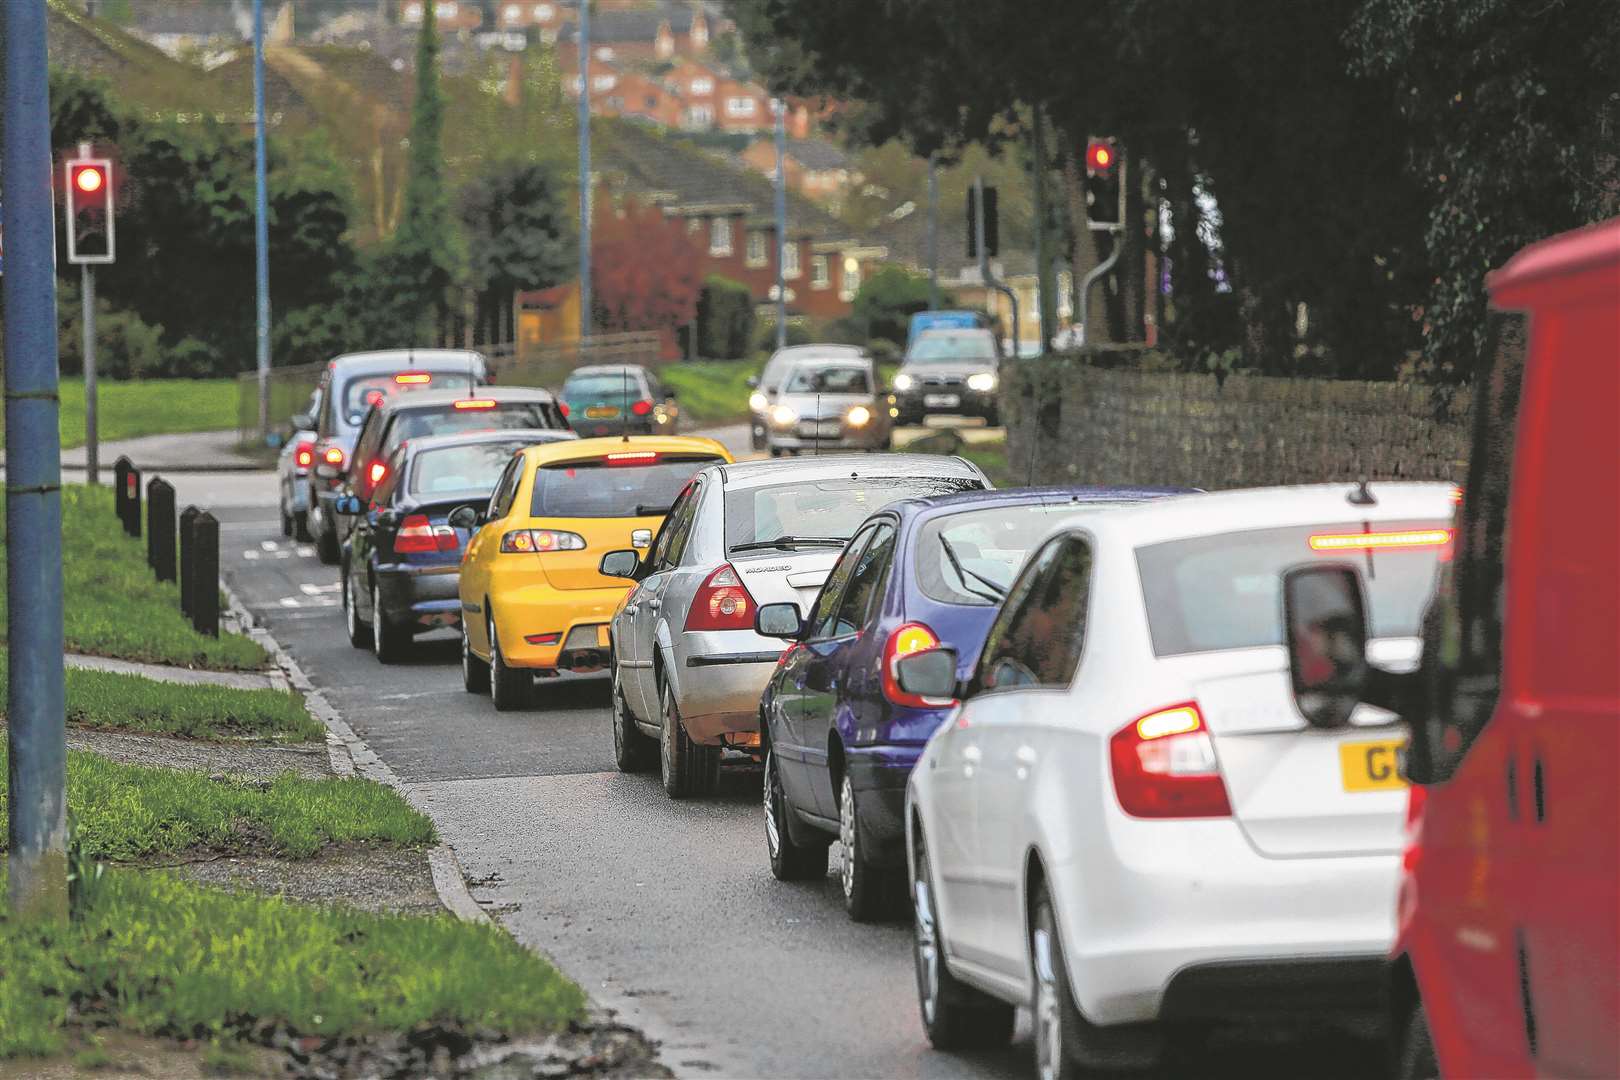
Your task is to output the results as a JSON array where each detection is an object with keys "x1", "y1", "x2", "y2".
[
  {"x1": 916, "y1": 503, "x2": 1091, "y2": 606},
  {"x1": 409, "y1": 441, "x2": 530, "y2": 496},
  {"x1": 562, "y1": 372, "x2": 647, "y2": 402},
  {"x1": 389, "y1": 403, "x2": 560, "y2": 448},
  {"x1": 784, "y1": 366, "x2": 872, "y2": 394},
  {"x1": 530, "y1": 455, "x2": 722, "y2": 518},
  {"x1": 725, "y1": 476, "x2": 982, "y2": 549},
  {"x1": 340, "y1": 372, "x2": 473, "y2": 423},
  {"x1": 1137, "y1": 520, "x2": 1449, "y2": 656}
]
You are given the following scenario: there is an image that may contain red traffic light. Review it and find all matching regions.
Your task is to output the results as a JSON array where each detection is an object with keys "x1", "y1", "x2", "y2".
[
  {"x1": 72, "y1": 164, "x2": 106, "y2": 194},
  {"x1": 1086, "y1": 139, "x2": 1116, "y2": 174}
]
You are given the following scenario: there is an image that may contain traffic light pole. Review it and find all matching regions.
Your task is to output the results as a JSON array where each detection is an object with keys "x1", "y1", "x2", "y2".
[
  {"x1": 577, "y1": 0, "x2": 592, "y2": 340},
  {"x1": 83, "y1": 263, "x2": 98, "y2": 485},
  {"x1": 773, "y1": 99, "x2": 787, "y2": 350},
  {"x1": 1078, "y1": 154, "x2": 1127, "y2": 349},
  {"x1": 253, "y1": 0, "x2": 272, "y2": 441},
  {"x1": 975, "y1": 174, "x2": 1021, "y2": 357},
  {"x1": 926, "y1": 154, "x2": 939, "y2": 310},
  {"x1": 3, "y1": 0, "x2": 70, "y2": 920}
]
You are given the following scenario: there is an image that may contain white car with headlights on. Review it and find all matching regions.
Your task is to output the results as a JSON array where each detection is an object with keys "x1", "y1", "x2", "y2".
[
  {"x1": 748, "y1": 344, "x2": 866, "y2": 450},
  {"x1": 764, "y1": 355, "x2": 892, "y2": 455},
  {"x1": 896, "y1": 482, "x2": 1456, "y2": 1076}
]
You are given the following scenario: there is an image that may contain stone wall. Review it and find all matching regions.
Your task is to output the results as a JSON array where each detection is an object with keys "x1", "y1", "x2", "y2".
[{"x1": 1002, "y1": 356, "x2": 1473, "y2": 490}]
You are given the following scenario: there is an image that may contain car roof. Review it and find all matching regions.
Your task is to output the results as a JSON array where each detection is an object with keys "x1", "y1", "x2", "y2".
[
  {"x1": 518, "y1": 434, "x2": 732, "y2": 467},
  {"x1": 567, "y1": 364, "x2": 650, "y2": 378},
  {"x1": 717, "y1": 452, "x2": 985, "y2": 491},
  {"x1": 880, "y1": 484, "x2": 1199, "y2": 524},
  {"x1": 400, "y1": 429, "x2": 576, "y2": 459},
  {"x1": 782, "y1": 353, "x2": 874, "y2": 371},
  {"x1": 1049, "y1": 481, "x2": 1457, "y2": 548},
  {"x1": 375, "y1": 386, "x2": 557, "y2": 414},
  {"x1": 327, "y1": 349, "x2": 486, "y2": 376},
  {"x1": 769, "y1": 344, "x2": 864, "y2": 361}
]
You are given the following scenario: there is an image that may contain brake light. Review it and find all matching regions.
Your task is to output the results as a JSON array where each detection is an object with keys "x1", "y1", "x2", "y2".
[
  {"x1": 685, "y1": 563, "x2": 755, "y2": 631},
  {"x1": 1109, "y1": 703, "x2": 1231, "y2": 818},
  {"x1": 1308, "y1": 528, "x2": 1451, "y2": 552},
  {"x1": 393, "y1": 514, "x2": 459, "y2": 554},
  {"x1": 395, "y1": 372, "x2": 432, "y2": 384},
  {"x1": 882, "y1": 622, "x2": 946, "y2": 708},
  {"x1": 631, "y1": 399, "x2": 653, "y2": 416},
  {"x1": 559, "y1": 402, "x2": 571, "y2": 417},
  {"x1": 606, "y1": 450, "x2": 659, "y2": 465},
  {"x1": 500, "y1": 529, "x2": 586, "y2": 553},
  {"x1": 454, "y1": 399, "x2": 497, "y2": 410},
  {"x1": 294, "y1": 440, "x2": 314, "y2": 469},
  {"x1": 322, "y1": 446, "x2": 345, "y2": 467},
  {"x1": 368, "y1": 460, "x2": 387, "y2": 486},
  {"x1": 525, "y1": 632, "x2": 561, "y2": 646}
]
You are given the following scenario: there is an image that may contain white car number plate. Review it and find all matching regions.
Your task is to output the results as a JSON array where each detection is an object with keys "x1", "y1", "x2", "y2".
[{"x1": 924, "y1": 393, "x2": 960, "y2": 407}]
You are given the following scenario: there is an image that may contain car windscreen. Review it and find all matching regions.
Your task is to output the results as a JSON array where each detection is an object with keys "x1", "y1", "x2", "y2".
[
  {"x1": 562, "y1": 373, "x2": 647, "y2": 403},
  {"x1": 388, "y1": 403, "x2": 559, "y2": 449},
  {"x1": 907, "y1": 331, "x2": 998, "y2": 363},
  {"x1": 916, "y1": 503, "x2": 1094, "y2": 606},
  {"x1": 1136, "y1": 520, "x2": 1449, "y2": 656},
  {"x1": 530, "y1": 455, "x2": 723, "y2": 518},
  {"x1": 725, "y1": 476, "x2": 983, "y2": 549},
  {"x1": 340, "y1": 372, "x2": 474, "y2": 425},
  {"x1": 783, "y1": 366, "x2": 872, "y2": 394},
  {"x1": 409, "y1": 441, "x2": 529, "y2": 497}
]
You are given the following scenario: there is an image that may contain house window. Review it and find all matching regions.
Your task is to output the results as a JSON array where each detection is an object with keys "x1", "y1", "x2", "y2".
[
  {"x1": 690, "y1": 77, "x2": 714, "y2": 95},
  {"x1": 709, "y1": 217, "x2": 733, "y2": 257},
  {"x1": 403, "y1": 1, "x2": 423, "y2": 21},
  {"x1": 783, "y1": 241, "x2": 801, "y2": 279},
  {"x1": 534, "y1": 2, "x2": 553, "y2": 18},
  {"x1": 811, "y1": 256, "x2": 830, "y2": 289},
  {"x1": 686, "y1": 217, "x2": 702, "y2": 236},
  {"x1": 606, "y1": 96, "x2": 624, "y2": 111},
  {"x1": 591, "y1": 74, "x2": 617, "y2": 92},
  {"x1": 595, "y1": 46, "x2": 615, "y2": 61},
  {"x1": 503, "y1": 3, "x2": 522, "y2": 23},
  {"x1": 437, "y1": 1, "x2": 459, "y2": 16},
  {"x1": 840, "y1": 257, "x2": 861, "y2": 301},
  {"x1": 686, "y1": 105, "x2": 713, "y2": 128},
  {"x1": 645, "y1": 95, "x2": 659, "y2": 109},
  {"x1": 746, "y1": 230, "x2": 767, "y2": 268},
  {"x1": 725, "y1": 97, "x2": 757, "y2": 117}
]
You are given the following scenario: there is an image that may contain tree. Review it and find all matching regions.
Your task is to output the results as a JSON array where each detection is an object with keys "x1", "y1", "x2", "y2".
[
  {"x1": 695, "y1": 275, "x2": 755, "y2": 359},
  {"x1": 592, "y1": 200, "x2": 702, "y2": 343},
  {"x1": 459, "y1": 158, "x2": 576, "y2": 344},
  {"x1": 852, "y1": 265, "x2": 936, "y2": 346}
]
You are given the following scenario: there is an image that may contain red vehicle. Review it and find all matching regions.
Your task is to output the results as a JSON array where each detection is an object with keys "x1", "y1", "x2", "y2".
[{"x1": 1282, "y1": 218, "x2": 1620, "y2": 1078}]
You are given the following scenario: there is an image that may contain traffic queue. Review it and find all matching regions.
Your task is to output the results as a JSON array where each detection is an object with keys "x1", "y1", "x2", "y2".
[{"x1": 274, "y1": 218, "x2": 1620, "y2": 1080}]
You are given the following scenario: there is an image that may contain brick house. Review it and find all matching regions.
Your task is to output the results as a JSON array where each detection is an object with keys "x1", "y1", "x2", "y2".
[
  {"x1": 567, "y1": 63, "x2": 687, "y2": 128},
  {"x1": 739, "y1": 137, "x2": 857, "y2": 207},
  {"x1": 555, "y1": 2, "x2": 723, "y2": 67},
  {"x1": 399, "y1": 0, "x2": 484, "y2": 31},
  {"x1": 495, "y1": 0, "x2": 568, "y2": 36}
]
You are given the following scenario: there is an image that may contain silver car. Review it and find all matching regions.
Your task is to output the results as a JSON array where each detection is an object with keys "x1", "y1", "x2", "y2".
[
  {"x1": 765, "y1": 355, "x2": 892, "y2": 455},
  {"x1": 748, "y1": 343, "x2": 866, "y2": 450},
  {"x1": 276, "y1": 388, "x2": 321, "y2": 540},
  {"x1": 601, "y1": 454, "x2": 990, "y2": 798}
]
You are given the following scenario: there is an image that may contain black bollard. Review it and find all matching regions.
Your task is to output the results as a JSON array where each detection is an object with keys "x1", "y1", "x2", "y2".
[
  {"x1": 147, "y1": 478, "x2": 177, "y2": 583},
  {"x1": 190, "y1": 511, "x2": 220, "y2": 637},
  {"x1": 113, "y1": 456, "x2": 134, "y2": 528},
  {"x1": 122, "y1": 462, "x2": 142, "y2": 539},
  {"x1": 179, "y1": 505, "x2": 200, "y2": 617}
]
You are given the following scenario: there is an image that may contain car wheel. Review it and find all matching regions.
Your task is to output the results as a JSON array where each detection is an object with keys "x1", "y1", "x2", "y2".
[
  {"x1": 488, "y1": 613, "x2": 531, "y2": 711},
  {"x1": 279, "y1": 504, "x2": 293, "y2": 538},
  {"x1": 611, "y1": 651, "x2": 655, "y2": 773},
  {"x1": 769, "y1": 446, "x2": 783, "y2": 458},
  {"x1": 371, "y1": 579, "x2": 407, "y2": 664},
  {"x1": 316, "y1": 518, "x2": 341, "y2": 565},
  {"x1": 293, "y1": 510, "x2": 312, "y2": 543},
  {"x1": 461, "y1": 616, "x2": 490, "y2": 694},
  {"x1": 912, "y1": 829, "x2": 1014, "y2": 1050},
  {"x1": 1032, "y1": 883, "x2": 1155, "y2": 1075},
  {"x1": 984, "y1": 406, "x2": 1002, "y2": 428},
  {"x1": 659, "y1": 678, "x2": 717, "y2": 799},
  {"x1": 1395, "y1": 1002, "x2": 1439, "y2": 1080},
  {"x1": 764, "y1": 748, "x2": 829, "y2": 881},
  {"x1": 344, "y1": 571, "x2": 371, "y2": 649},
  {"x1": 840, "y1": 774, "x2": 903, "y2": 922}
]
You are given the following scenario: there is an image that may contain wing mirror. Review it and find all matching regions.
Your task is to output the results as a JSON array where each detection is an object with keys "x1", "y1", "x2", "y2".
[
  {"x1": 447, "y1": 505, "x2": 482, "y2": 530},
  {"x1": 755, "y1": 602, "x2": 804, "y2": 640},
  {"x1": 290, "y1": 411, "x2": 314, "y2": 431},
  {"x1": 1283, "y1": 564, "x2": 1371, "y2": 730},
  {"x1": 744, "y1": 375, "x2": 760, "y2": 389},
  {"x1": 599, "y1": 549, "x2": 641, "y2": 579},
  {"x1": 333, "y1": 494, "x2": 362, "y2": 516},
  {"x1": 894, "y1": 647, "x2": 961, "y2": 702}
]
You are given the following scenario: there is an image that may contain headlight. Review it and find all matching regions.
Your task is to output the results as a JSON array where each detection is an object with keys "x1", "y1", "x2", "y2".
[
  {"x1": 966, "y1": 371, "x2": 997, "y2": 392},
  {"x1": 749, "y1": 392, "x2": 768, "y2": 412},
  {"x1": 892, "y1": 373, "x2": 915, "y2": 391},
  {"x1": 846, "y1": 405, "x2": 872, "y2": 427},
  {"x1": 769, "y1": 404, "x2": 798, "y2": 427}
]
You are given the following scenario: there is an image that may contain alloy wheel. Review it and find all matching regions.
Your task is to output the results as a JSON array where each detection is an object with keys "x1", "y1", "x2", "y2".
[
  {"x1": 913, "y1": 847, "x2": 941, "y2": 1026},
  {"x1": 764, "y1": 752, "x2": 783, "y2": 860},
  {"x1": 839, "y1": 775, "x2": 858, "y2": 901},
  {"x1": 1033, "y1": 924, "x2": 1063, "y2": 1080},
  {"x1": 372, "y1": 581, "x2": 385, "y2": 659}
]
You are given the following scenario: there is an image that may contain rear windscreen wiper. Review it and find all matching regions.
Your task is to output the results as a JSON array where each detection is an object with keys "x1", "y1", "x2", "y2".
[
  {"x1": 937, "y1": 534, "x2": 1006, "y2": 603},
  {"x1": 729, "y1": 536, "x2": 848, "y2": 553},
  {"x1": 635, "y1": 504, "x2": 673, "y2": 516}
]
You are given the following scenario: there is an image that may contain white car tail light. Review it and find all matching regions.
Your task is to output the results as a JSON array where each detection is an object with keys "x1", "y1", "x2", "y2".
[
  {"x1": 685, "y1": 563, "x2": 755, "y2": 631},
  {"x1": 1109, "y1": 702, "x2": 1232, "y2": 818}
]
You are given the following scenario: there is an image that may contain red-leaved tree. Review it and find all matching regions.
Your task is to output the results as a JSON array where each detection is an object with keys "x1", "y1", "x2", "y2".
[{"x1": 591, "y1": 197, "x2": 702, "y2": 351}]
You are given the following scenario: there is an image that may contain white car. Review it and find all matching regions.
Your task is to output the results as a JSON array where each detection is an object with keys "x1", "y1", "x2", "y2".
[{"x1": 898, "y1": 482, "x2": 1455, "y2": 1075}]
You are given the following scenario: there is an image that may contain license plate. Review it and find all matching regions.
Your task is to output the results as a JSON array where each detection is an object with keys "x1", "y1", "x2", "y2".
[
  {"x1": 584, "y1": 405, "x2": 619, "y2": 418},
  {"x1": 924, "y1": 393, "x2": 960, "y2": 407},
  {"x1": 1339, "y1": 738, "x2": 1408, "y2": 792},
  {"x1": 798, "y1": 421, "x2": 841, "y2": 438}
]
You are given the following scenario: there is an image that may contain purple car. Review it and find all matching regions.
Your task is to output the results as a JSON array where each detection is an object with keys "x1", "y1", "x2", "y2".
[{"x1": 754, "y1": 485, "x2": 1194, "y2": 920}]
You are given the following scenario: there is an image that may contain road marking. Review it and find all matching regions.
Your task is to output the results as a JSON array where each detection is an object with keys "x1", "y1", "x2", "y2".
[
  {"x1": 259, "y1": 540, "x2": 278, "y2": 551},
  {"x1": 295, "y1": 545, "x2": 316, "y2": 557},
  {"x1": 242, "y1": 550, "x2": 261, "y2": 560},
  {"x1": 273, "y1": 550, "x2": 292, "y2": 559},
  {"x1": 300, "y1": 582, "x2": 341, "y2": 595},
  {"x1": 278, "y1": 595, "x2": 339, "y2": 609}
]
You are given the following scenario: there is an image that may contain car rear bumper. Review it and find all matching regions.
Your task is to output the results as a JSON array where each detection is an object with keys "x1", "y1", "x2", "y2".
[
  {"x1": 672, "y1": 630, "x2": 787, "y2": 744},
  {"x1": 283, "y1": 474, "x2": 312, "y2": 513},
  {"x1": 847, "y1": 744, "x2": 923, "y2": 867},
  {"x1": 1158, "y1": 955, "x2": 1388, "y2": 1024},
  {"x1": 376, "y1": 565, "x2": 462, "y2": 631},
  {"x1": 487, "y1": 582, "x2": 626, "y2": 672}
]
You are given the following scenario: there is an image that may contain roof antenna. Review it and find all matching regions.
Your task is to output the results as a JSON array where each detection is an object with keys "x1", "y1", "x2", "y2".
[
  {"x1": 814, "y1": 391, "x2": 821, "y2": 456},
  {"x1": 1348, "y1": 477, "x2": 1377, "y2": 506},
  {"x1": 467, "y1": 349, "x2": 476, "y2": 399},
  {"x1": 622, "y1": 364, "x2": 631, "y2": 443}
]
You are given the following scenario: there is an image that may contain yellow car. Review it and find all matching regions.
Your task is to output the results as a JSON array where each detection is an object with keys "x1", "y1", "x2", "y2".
[{"x1": 455, "y1": 435, "x2": 733, "y2": 710}]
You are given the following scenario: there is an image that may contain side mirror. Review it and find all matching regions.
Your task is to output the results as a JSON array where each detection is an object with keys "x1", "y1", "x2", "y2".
[
  {"x1": 599, "y1": 549, "x2": 641, "y2": 579},
  {"x1": 333, "y1": 495, "x2": 362, "y2": 516},
  {"x1": 895, "y1": 647, "x2": 961, "y2": 702},
  {"x1": 755, "y1": 602, "x2": 804, "y2": 640},
  {"x1": 744, "y1": 375, "x2": 760, "y2": 389},
  {"x1": 447, "y1": 505, "x2": 481, "y2": 530},
  {"x1": 1283, "y1": 564, "x2": 1371, "y2": 730},
  {"x1": 377, "y1": 508, "x2": 402, "y2": 528},
  {"x1": 291, "y1": 411, "x2": 314, "y2": 431}
]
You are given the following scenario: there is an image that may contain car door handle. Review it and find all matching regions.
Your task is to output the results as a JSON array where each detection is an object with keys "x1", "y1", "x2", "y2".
[
  {"x1": 649, "y1": 600, "x2": 661, "y2": 612},
  {"x1": 625, "y1": 605, "x2": 638, "y2": 615}
]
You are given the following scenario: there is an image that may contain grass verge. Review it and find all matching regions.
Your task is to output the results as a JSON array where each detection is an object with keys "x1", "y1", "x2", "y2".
[
  {"x1": 958, "y1": 436, "x2": 1012, "y2": 487},
  {"x1": 0, "y1": 867, "x2": 587, "y2": 1058},
  {"x1": 0, "y1": 734, "x2": 434, "y2": 861},
  {"x1": 0, "y1": 485, "x2": 267, "y2": 670},
  {"x1": 31, "y1": 378, "x2": 239, "y2": 451},
  {"x1": 0, "y1": 653, "x2": 323, "y2": 742},
  {"x1": 663, "y1": 359, "x2": 761, "y2": 425}
]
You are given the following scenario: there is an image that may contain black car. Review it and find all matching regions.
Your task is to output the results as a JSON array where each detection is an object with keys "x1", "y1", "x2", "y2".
[
  {"x1": 336, "y1": 428, "x2": 576, "y2": 662},
  {"x1": 320, "y1": 386, "x2": 570, "y2": 564},
  {"x1": 559, "y1": 364, "x2": 678, "y2": 437}
]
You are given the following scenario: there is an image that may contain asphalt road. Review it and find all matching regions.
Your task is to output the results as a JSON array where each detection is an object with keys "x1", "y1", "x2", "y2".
[{"x1": 212, "y1": 424, "x2": 1386, "y2": 1079}]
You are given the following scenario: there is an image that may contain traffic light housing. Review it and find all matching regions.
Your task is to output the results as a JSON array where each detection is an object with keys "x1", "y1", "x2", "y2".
[
  {"x1": 966, "y1": 185, "x2": 999, "y2": 258},
  {"x1": 1084, "y1": 138, "x2": 1121, "y2": 228},
  {"x1": 65, "y1": 158, "x2": 115, "y2": 264}
]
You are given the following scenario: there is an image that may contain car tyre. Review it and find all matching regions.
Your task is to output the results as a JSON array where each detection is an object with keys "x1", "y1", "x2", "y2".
[
  {"x1": 659, "y1": 679, "x2": 717, "y2": 798},
  {"x1": 764, "y1": 748, "x2": 829, "y2": 881},
  {"x1": 1395, "y1": 1002, "x2": 1439, "y2": 1080},
  {"x1": 371, "y1": 579, "x2": 408, "y2": 664},
  {"x1": 912, "y1": 829, "x2": 1014, "y2": 1050},
  {"x1": 344, "y1": 571, "x2": 371, "y2": 649},
  {"x1": 840, "y1": 774, "x2": 903, "y2": 922},
  {"x1": 316, "y1": 518, "x2": 341, "y2": 565},
  {"x1": 611, "y1": 651, "x2": 656, "y2": 772},
  {"x1": 279, "y1": 505, "x2": 293, "y2": 538},
  {"x1": 461, "y1": 617, "x2": 490, "y2": 694},
  {"x1": 293, "y1": 510, "x2": 312, "y2": 543},
  {"x1": 488, "y1": 613, "x2": 531, "y2": 711}
]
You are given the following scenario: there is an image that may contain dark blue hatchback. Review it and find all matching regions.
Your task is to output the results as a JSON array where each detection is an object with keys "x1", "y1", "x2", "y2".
[{"x1": 755, "y1": 485, "x2": 1192, "y2": 920}]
